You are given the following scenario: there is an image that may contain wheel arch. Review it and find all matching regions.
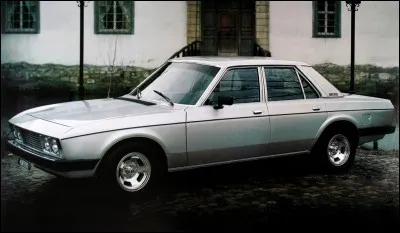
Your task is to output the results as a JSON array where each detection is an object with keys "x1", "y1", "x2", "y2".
[
  {"x1": 311, "y1": 116, "x2": 360, "y2": 151},
  {"x1": 94, "y1": 136, "x2": 168, "y2": 176}
]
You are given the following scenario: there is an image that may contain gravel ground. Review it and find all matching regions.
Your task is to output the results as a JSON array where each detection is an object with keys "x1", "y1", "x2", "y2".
[{"x1": 1, "y1": 148, "x2": 398, "y2": 231}]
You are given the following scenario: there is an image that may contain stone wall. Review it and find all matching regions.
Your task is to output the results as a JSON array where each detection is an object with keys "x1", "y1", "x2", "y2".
[
  {"x1": 313, "y1": 63, "x2": 399, "y2": 102},
  {"x1": 1, "y1": 62, "x2": 399, "y2": 106},
  {"x1": 1, "y1": 62, "x2": 156, "y2": 97}
]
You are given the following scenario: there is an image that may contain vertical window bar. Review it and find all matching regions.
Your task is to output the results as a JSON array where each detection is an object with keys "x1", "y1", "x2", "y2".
[
  {"x1": 295, "y1": 69, "x2": 307, "y2": 99},
  {"x1": 19, "y1": 1, "x2": 23, "y2": 29},
  {"x1": 113, "y1": 1, "x2": 117, "y2": 30},
  {"x1": 324, "y1": 2, "x2": 328, "y2": 34}
]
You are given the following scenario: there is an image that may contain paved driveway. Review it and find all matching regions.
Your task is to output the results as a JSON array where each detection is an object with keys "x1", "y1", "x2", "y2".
[{"x1": 1, "y1": 149, "x2": 398, "y2": 231}]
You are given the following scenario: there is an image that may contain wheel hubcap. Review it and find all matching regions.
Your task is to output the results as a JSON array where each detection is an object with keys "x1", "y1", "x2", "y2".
[
  {"x1": 116, "y1": 152, "x2": 151, "y2": 192},
  {"x1": 327, "y1": 134, "x2": 351, "y2": 166}
]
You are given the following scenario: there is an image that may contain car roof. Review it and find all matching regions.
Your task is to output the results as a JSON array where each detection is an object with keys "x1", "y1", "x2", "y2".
[{"x1": 170, "y1": 56, "x2": 310, "y2": 67}]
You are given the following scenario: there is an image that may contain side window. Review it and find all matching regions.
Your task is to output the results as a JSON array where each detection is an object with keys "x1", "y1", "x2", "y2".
[
  {"x1": 264, "y1": 67, "x2": 304, "y2": 101},
  {"x1": 299, "y1": 74, "x2": 319, "y2": 99},
  {"x1": 207, "y1": 68, "x2": 260, "y2": 104}
]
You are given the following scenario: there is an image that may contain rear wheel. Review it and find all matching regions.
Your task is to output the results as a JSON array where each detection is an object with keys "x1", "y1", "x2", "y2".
[{"x1": 313, "y1": 128, "x2": 358, "y2": 172}]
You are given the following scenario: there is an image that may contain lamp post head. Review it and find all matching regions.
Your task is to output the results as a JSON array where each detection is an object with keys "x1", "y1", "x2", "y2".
[
  {"x1": 346, "y1": 1, "x2": 361, "y2": 11},
  {"x1": 77, "y1": 1, "x2": 90, "y2": 7}
]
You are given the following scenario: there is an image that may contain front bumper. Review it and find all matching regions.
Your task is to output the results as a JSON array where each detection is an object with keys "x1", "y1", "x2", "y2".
[{"x1": 6, "y1": 140, "x2": 99, "y2": 178}]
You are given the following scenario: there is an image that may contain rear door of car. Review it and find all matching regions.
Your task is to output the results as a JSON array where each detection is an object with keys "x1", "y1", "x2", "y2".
[{"x1": 263, "y1": 65, "x2": 328, "y2": 155}]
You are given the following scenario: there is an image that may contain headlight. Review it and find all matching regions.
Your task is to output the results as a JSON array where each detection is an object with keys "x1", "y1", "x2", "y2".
[
  {"x1": 44, "y1": 137, "x2": 51, "y2": 151},
  {"x1": 12, "y1": 127, "x2": 23, "y2": 142},
  {"x1": 41, "y1": 136, "x2": 62, "y2": 158},
  {"x1": 51, "y1": 139, "x2": 59, "y2": 154},
  {"x1": 17, "y1": 131, "x2": 22, "y2": 140}
]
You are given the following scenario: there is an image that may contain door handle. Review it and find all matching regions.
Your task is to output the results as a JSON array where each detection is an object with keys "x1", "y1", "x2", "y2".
[
  {"x1": 312, "y1": 106, "x2": 320, "y2": 111},
  {"x1": 253, "y1": 110, "x2": 263, "y2": 115}
]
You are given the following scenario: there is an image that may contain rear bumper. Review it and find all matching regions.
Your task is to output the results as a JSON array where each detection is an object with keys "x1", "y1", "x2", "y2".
[
  {"x1": 6, "y1": 140, "x2": 99, "y2": 178},
  {"x1": 359, "y1": 125, "x2": 396, "y2": 137}
]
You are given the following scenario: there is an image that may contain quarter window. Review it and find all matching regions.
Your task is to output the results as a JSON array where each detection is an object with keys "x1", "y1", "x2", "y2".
[
  {"x1": 299, "y1": 74, "x2": 319, "y2": 99},
  {"x1": 94, "y1": 1, "x2": 134, "y2": 34},
  {"x1": 2, "y1": 1, "x2": 40, "y2": 34},
  {"x1": 207, "y1": 68, "x2": 260, "y2": 105},
  {"x1": 264, "y1": 67, "x2": 304, "y2": 101}
]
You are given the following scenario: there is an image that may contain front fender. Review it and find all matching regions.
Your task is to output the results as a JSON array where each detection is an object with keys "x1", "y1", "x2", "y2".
[{"x1": 60, "y1": 123, "x2": 187, "y2": 168}]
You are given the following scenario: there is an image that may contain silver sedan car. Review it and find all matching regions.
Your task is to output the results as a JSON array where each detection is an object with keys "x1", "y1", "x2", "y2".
[{"x1": 6, "y1": 57, "x2": 396, "y2": 194}]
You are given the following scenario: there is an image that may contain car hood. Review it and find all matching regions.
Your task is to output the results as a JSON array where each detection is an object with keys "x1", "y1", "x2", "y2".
[{"x1": 24, "y1": 97, "x2": 182, "y2": 127}]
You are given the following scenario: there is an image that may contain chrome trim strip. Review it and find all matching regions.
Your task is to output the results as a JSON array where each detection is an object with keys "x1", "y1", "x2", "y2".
[
  {"x1": 295, "y1": 69, "x2": 307, "y2": 99},
  {"x1": 258, "y1": 66, "x2": 267, "y2": 103},
  {"x1": 168, "y1": 151, "x2": 308, "y2": 172},
  {"x1": 260, "y1": 66, "x2": 268, "y2": 103},
  {"x1": 61, "y1": 122, "x2": 186, "y2": 140},
  {"x1": 26, "y1": 114, "x2": 70, "y2": 127},
  {"x1": 62, "y1": 108, "x2": 392, "y2": 140}
]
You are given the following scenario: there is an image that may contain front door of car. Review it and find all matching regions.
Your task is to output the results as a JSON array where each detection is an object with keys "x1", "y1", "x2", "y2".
[
  {"x1": 263, "y1": 66, "x2": 328, "y2": 155},
  {"x1": 185, "y1": 67, "x2": 270, "y2": 166}
]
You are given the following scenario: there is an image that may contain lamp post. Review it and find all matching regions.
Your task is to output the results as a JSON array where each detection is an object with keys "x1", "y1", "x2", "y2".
[
  {"x1": 76, "y1": 1, "x2": 89, "y2": 100},
  {"x1": 346, "y1": 1, "x2": 361, "y2": 94}
]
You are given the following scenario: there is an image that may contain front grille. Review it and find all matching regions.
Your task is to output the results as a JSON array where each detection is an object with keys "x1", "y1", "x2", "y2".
[{"x1": 19, "y1": 128, "x2": 43, "y2": 151}]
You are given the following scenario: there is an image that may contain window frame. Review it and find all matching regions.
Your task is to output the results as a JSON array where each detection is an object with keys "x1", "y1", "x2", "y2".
[
  {"x1": 262, "y1": 65, "x2": 321, "y2": 102},
  {"x1": 200, "y1": 66, "x2": 265, "y2": 106},
  {"x1": 94, "y1": 1, "x2": 134, "y2": 35},
  {"x1": 297, "y1": 69, "x2": 321, "y2": 99},
  {"x1": 312, "y1": 1, "x2": 341, "y2": 38},
  {"x1": 1, "y1": 1, "x2": 40, "y2": 34}
]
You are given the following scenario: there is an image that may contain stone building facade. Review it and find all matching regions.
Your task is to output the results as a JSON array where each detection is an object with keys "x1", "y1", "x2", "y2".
[{"x1": 1, "y1": 1, "x2": 398, "y2": 98}]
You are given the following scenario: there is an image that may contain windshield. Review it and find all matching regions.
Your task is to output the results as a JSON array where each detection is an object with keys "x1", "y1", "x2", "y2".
[{"x1": 132, "y1": 62, "x2": 220, "y2": 105}]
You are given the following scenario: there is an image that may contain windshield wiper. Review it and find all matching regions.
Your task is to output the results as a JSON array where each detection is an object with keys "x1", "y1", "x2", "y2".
[
  {"x1": 153, "y1": 90, "x2": 174, "y2": 106},
  {"x1": 135, "y1": 87, "x2": 142, "y2": 99},
  {"x1": 131, "y1": 86, "x2": 142, "y2": 98}
]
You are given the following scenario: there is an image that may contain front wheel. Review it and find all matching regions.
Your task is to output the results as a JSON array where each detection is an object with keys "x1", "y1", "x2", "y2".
[
  {"x1": 102, "y1": 142, "x2": 165, "y2": 195},
  {"x1": 116, "y1": 152, "x2": 152, "y2": 192},
  {"x1": 313, "y1": 129, "x2": 358, "y2": 172}
]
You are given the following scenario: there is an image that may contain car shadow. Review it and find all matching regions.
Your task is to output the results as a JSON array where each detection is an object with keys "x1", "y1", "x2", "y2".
[{"x1": 31, "y1": 154, "x2": 319, "y2": 202}]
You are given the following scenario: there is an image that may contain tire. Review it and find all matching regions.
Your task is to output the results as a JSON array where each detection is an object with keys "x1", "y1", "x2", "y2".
[
  {"x1": 101, "y1": 141, "x2": 166, "y2": 196},
  {"x1": 312, "y1": 128, "x2": 358, "y2": 173}
]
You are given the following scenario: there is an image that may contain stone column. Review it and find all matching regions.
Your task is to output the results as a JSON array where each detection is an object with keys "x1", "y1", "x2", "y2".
[
  {"x1": 255, "y1": 1, "x2": 270, "y2": 50},
  {"x1": 187, "y1": 1, "x2": 201, "y2": 44}
]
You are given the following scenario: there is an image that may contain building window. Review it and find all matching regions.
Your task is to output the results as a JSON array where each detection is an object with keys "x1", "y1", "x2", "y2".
[
  {"x1": 1, "y1": 1, "x2": 40, "y2": 34},
  {"x1": 313, "y1": 1, "x2": 341, "y2": 38},
  {"x1": 94, "y1": 1, "x2": 134, "y2": 34}
]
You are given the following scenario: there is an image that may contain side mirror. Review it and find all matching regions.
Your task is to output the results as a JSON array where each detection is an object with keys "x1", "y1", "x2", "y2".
[{"x1": 213, "y1": 96, "x2": 233, "y2": 109}]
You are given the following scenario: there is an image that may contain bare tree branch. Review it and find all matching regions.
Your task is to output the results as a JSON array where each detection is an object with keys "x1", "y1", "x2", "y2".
[{"x1": 107, "y1": 36, "x2": 119, "y2": 98}]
